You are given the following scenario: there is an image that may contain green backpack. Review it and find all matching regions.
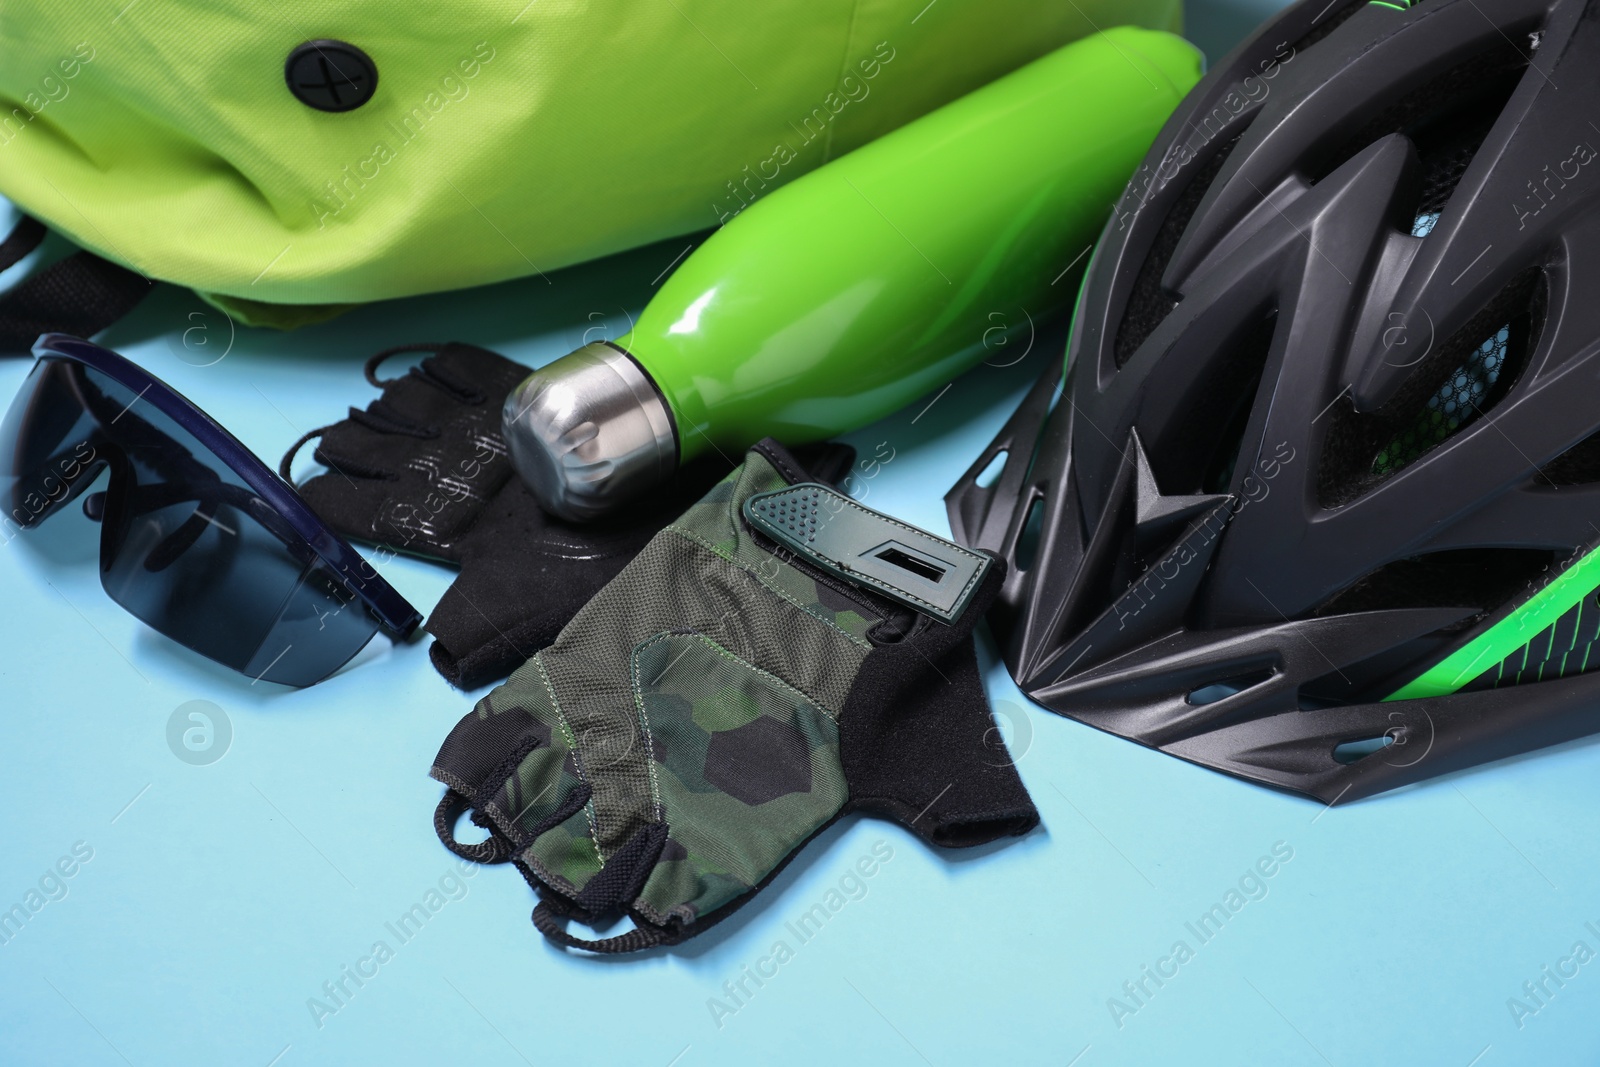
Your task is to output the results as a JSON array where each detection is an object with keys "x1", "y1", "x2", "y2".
[{"x1": 0, "y1": 0, "x2": 1180, "y2": 335}]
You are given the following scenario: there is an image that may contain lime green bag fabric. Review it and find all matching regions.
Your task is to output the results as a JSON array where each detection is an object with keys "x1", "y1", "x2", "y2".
[{"x1": 0, "y1": 1, "x2": 1180, "y2": 328}]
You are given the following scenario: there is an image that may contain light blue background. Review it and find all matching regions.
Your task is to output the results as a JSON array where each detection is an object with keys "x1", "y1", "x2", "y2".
[{"x1": 5, "y1": 3, "x2": 1597, "y2": 1064}]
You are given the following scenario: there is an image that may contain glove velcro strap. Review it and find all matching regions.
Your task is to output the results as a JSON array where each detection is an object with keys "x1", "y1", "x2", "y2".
[{"x1": 744, "y1": 483, "x2": 992, "y2": 623}]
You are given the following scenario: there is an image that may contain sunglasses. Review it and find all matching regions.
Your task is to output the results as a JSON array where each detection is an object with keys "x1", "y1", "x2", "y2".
[{"x1": 1, "y1": 334, "x2": 421, "y2": 686}]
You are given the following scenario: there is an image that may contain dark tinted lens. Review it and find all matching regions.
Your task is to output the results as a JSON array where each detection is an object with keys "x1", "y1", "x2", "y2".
[
  {"x1": 102, "y1": 483, "x2": 382, "y2": 685},
  {"x1": 0, "y1": 360, "x2": 106, "y2": 532},
  {"x1": 245, "y1": 558, "x2": 387, "y2": 685},
  {"x1": 72, "y1": 363, "x2": 380, "y2": 685}
]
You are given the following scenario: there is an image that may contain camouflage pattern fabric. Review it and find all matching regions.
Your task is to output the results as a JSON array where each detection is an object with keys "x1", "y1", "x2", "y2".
[{"x1": 430, "y1": 439, "x2": 1037, "y2": 950}]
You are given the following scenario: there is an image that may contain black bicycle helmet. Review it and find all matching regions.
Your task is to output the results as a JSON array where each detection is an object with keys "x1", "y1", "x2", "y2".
[{"x1": 947, "y1": 0, "x2": 1600, "y2": 803}]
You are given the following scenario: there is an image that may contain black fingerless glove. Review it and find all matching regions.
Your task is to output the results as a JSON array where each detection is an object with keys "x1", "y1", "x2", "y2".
[{"x1": 281, "y1": 344, "x2": 853, "y2": 688}]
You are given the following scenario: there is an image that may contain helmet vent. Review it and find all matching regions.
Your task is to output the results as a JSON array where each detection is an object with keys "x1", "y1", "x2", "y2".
[
  {"x1": 1014, "y1": 494, "x2": 1046, "y2": 573},
  {"x1": 1312, "y1": 38, "x2": 1529, "y2": 237},
  {"x1": 1113, "y1": 132, "x2": 1247, "y2": 369},
  {"x1": 1317, "y1": 268, "x2": 1546, "y2": 505},
  {"x1": 1187, "y1": 668, "x2": 1274, "y2": 706},
  {"x1": 1332, "y1": 734, "x2": 1395, "y2": 765},
  {"x1": 1371, "y1": 322, "x2": 1511, "y2": 476},
  {"x1": 973, "y1": 450, "x2": 1008, "y2": 489},
  {"x1": 1314, "y1": 547, "x2": 1554, "y2": 618},
  {"x1": 1535, "y1": 431, "x2": 1600, "y2": 487},
  {"x1": 1408, "y1": 64, "x2": 1525, "y2": 237}
]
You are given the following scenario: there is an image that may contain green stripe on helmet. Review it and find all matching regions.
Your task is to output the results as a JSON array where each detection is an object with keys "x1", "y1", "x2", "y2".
[{"x1": 1388, "y1": 542, "x2": 1600, "y2": 699}]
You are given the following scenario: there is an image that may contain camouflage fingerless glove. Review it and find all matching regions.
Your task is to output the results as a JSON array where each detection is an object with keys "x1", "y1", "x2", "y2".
[{"x1": 429, "y1": 438, "x2": 1039, "y2": 952}]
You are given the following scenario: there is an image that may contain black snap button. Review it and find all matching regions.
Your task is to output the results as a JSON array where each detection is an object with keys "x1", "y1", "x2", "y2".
[{"x1": 285, "y1": 40, "x2": 378, "y2": 112}]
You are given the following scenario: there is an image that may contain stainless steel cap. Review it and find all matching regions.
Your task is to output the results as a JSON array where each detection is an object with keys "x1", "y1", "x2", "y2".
[{"x1": 501, "y1": 342, "x2": 677, "y2": 523}]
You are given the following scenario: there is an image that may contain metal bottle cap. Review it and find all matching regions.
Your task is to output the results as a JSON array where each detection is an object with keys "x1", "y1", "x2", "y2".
[{"x1": 501, "y1": 342, "x2": 678, "y2": 523}]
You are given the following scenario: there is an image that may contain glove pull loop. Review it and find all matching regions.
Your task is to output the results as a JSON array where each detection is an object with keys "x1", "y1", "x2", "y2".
[
  {"x1": 526, "y1": 822, "x2": 673, "y2": 953},
  {"x1": 363, "y1": 343, "x2": 445, "y2": 386},
  {"x1": 362, "y1": 344, "x2": 487, "y2": 405},
  {"x1": 530, "y1": 900, "x2": 671, "y2": 954},
  {"x1": 433, "y1": 790, "x2": 516, "y2": 865},
  {"x1": 278, "y1": 424, "x2": 393, "y2": 484},
  {"x1": 278, "y1": 427, "x2": 329, "y2": 483}
]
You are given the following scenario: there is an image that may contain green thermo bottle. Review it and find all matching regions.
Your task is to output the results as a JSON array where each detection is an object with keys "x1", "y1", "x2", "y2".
[{"x1": 504, "y1": 27, "x2": 1202, "y2": 521}]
